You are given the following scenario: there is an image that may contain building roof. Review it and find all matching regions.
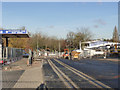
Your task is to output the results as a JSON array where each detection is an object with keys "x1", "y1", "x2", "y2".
[{"x1": 0, "y1": 29, "x2": 29, "y2": 38}]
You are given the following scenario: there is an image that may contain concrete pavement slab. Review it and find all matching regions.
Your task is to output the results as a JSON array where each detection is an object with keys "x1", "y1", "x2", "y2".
[
  {"x1": 2, "y1": 58, "x2": 44, "y2": 89},
  {"x1": 13, "y1": 60, "x2": 43, "y2": 88}
]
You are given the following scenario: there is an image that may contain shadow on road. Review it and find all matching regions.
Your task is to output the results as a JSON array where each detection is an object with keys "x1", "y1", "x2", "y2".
[{"x1": 36, "y1": 83, "x2": 48, "y2": 90}]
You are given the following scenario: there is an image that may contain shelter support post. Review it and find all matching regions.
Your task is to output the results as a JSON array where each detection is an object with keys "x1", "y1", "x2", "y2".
[
  {"x1": 6, "y1": 38, "x2": 8, "y2": 60},
  {"x1": 0, "y1": 35, "x2": 2, "y2": 61}
]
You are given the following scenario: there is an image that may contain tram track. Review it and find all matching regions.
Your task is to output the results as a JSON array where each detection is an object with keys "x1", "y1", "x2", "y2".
[
  {"x1": 52, "y1": 59, "x2": 112, "y2": 89},
  {"x1": 48, "y1": 59, "x2": 79, "y2": 88}
]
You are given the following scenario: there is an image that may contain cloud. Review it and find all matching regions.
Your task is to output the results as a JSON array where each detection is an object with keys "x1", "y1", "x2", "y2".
[
  {"x1": 94, "y1": 25, "x2": 99, "y2": 28},
  {"x1": 94, "y1": 19, "x2": 107, "y2": 25},
  {"x1": 47, "y1": 25, "x2": 55, "y2": 29}
]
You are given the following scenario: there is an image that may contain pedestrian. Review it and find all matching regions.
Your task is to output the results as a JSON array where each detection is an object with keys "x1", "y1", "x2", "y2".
[
  {"x1": 39, "y1": 52, "x2": 41, "y2": 57},
  {"x1": 27, "y1": 49, "x2": 32, "y2": 66},
  {"x1": 110, "y1": 44, "x2": 114, "y2": 49},
  {"x1": 31, "y1": 51, "x2": 34, "y2": 64},
  {"x1": 69, "y1": 52, "x2": 72, "y2": 60}
]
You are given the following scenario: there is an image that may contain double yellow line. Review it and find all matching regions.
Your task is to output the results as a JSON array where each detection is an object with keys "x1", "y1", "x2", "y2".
[{"x1": 54, "y1": 59, "x2": 112, "y2": 89}]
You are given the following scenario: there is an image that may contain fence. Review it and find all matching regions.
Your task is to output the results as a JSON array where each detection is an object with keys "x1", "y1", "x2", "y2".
[{"x1": 2, "y1": 47, "x2": 24, "y2": 64}]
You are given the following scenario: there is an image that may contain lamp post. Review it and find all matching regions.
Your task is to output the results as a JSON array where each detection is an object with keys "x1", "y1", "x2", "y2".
[
  {"x1": 59, "y1": 41, "x2": 61, "y2": 57},
  {"x1": 37, "y1": 34, "x2": 38, "y2": 56}
]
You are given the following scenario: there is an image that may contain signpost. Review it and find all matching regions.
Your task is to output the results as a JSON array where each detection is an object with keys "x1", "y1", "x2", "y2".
[{"x1": 0, "y1": 34, "x2": 2, "y2": 61}]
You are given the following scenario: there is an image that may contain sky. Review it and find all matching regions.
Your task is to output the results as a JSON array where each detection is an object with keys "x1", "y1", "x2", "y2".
[{"x1": 2, "y1": 2, "x2": 118, "y2": 39}]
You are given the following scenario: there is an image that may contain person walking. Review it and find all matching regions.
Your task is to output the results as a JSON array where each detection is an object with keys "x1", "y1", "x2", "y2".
[{"x1": 27, "y1": 49, "x2": 32, "y2": 66}]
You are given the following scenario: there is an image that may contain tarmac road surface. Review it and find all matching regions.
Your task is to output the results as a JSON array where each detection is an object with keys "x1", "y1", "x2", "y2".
[{"x1": 43, "y1": 58, "x2": 119, "y2": 89}]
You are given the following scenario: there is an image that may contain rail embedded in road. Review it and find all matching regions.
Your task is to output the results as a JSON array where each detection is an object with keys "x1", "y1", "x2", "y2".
[
  {"x1": 48, "y1": 59, "x2": 79, "y2": 88},
  {"x1": 54, "y1": 59, "x2": 112, "y2": 89}
]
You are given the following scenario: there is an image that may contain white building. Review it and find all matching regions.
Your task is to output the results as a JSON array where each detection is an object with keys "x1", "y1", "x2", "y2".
[{"x1": 81, "y1": 40, "x2": 119, "y2": 58}]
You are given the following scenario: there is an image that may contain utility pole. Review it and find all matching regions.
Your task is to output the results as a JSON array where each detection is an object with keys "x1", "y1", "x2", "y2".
[
  {"x1": 59, "y1": 41, "x2": 61, "y2": 57},
  {"x1": 37, "y1": 34, "x2": 38, "y2": 56},
  {"x1": 79, "y1": 41, "x2": 81, "y2": 51}
]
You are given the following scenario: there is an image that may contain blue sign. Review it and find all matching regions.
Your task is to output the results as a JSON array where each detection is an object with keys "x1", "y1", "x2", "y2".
[{"x1": 0, "y1": 30, "x2": 28, "y2": 34}]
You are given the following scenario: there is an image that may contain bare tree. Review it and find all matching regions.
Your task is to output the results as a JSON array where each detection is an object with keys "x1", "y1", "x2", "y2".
[
  {"x1": 20, "y1": 26, "x2": 26, "y2": 30},
  {"x1": 66, "y1": 32, "x2": 75, "y2": 50},
  {"x1": 27, "y1": 27, "x2": 92, "y2": 52},
  {"x1": 0, "y1": 27, "x2": 3, "y2": 30},
  {"x1": 74, "y1": 27, "x2": 93, "y2": 49}
]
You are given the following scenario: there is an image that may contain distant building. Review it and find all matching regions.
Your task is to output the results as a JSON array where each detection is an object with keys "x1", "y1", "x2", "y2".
[
  {"x1": 82, "y1": 40, "x2": 118, "y2": 50},
  {"x1": 113, "y1": 26, "x2": 119, "y2": 42}
]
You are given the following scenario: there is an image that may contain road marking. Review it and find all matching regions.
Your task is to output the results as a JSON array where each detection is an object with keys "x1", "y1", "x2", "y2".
[
  {"x1": 48, "y1": 59, "x2": 79, "y2": 88},
  {"x1": 54, "y1": 59, "x2": 112, "y2": 89}
]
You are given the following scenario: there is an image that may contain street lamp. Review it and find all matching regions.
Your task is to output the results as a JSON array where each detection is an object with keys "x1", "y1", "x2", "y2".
[
  {"x1": 37, "y1": 34, "x2": 38, "y2": 56},
  {"x1": 59, "y1": 41, "x2": 61, "y2": 57}
]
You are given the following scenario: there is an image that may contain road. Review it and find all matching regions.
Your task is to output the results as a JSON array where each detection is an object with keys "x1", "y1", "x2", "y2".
[
  {"x1": 42, "y1": 58, "x2": 119, "y2": 89},
  {"x1": 2, "y1": 57, "x2": 119, "y2": 89}
]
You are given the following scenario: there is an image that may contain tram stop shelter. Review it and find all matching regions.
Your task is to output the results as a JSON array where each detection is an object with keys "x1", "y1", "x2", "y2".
[{"x1": 0, "y1": 29, "x2": 29, "y2": 61}]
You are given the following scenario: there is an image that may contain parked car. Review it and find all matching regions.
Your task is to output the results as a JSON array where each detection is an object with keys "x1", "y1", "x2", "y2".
[{"x1": 23, "y1": 53, "x2": 29, "y2": 58}]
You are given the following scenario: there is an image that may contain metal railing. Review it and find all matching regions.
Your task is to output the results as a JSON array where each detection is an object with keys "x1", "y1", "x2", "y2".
[{"x1": 2, "y1": 47, "x2": 24, "y2": 64}]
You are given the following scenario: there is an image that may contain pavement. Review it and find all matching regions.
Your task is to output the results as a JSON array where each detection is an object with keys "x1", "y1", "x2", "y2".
[{"x1": 2, "y1": 58, "x2": 44, "y2": 89}]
